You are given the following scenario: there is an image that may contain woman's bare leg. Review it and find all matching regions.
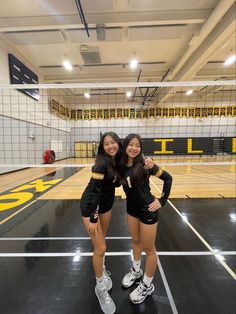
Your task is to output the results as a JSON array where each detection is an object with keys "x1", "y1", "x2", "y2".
[
  {"x1": 140, "y1": 222, "x2": 158, "y2": 277},
  {"x1": 99, "y1": 210, "x2": 112, "y2": 236},
  {"x1": 82, "y1": 217, "x2": 106, "y2": 277},
  {"x1": 127, "y1": 214, "x2": 142, "y2": 261}
]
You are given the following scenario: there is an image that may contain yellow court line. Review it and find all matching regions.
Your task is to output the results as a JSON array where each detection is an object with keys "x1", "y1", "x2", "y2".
[
  {"x1": 0, "y1": 199, "x2": 37, "y2": 225},
  {"x1": 150, "y1": 179, "x2": 236, "y2": 281}
]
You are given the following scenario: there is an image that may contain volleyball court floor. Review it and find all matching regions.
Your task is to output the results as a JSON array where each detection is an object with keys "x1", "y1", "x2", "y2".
[{"x1": 0, "y1": 163, "x2": 235, "y2": 314}]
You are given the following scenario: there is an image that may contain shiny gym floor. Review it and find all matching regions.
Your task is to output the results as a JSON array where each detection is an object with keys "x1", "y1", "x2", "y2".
[{"x1": 0, "y1": 160, "x2": 235, "y2": 314}]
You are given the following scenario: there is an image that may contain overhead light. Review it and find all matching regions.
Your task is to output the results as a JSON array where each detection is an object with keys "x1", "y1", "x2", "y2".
[
  {"x1": 129, "y1": 58, "x2": 138, "y2": 69},
  {"x1": 84, "y1": 92, "x2": 90, "y2": 99},
  {"x1": 224, "y1": 55, "x2": 236, "y2": 66},
  {"x1": 63, "y1": 60, "x2": 73, "y2": 71},
  {"x1": 126, "y1": 91, "x2": 132, "y2": 98},
  {"x1": 185, "y1": 90, "x2": 193, "y2": 96}
]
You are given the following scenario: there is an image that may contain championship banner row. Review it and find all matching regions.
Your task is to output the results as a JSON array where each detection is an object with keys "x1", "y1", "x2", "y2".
[{"x1": 50, "y1": 99, "x2": 236, "y2": 120}]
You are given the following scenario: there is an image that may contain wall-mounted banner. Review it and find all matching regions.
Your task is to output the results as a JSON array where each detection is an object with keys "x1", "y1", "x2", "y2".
[
  {"x1": 141, "y1": 137, "x2": 236, "y2": 155},
  {"x1": 8, "y1": 53, "x2": 39, "y2": 101},
  {"x1": 50, "y1": 105, "x2": 236, "y2": 121}
]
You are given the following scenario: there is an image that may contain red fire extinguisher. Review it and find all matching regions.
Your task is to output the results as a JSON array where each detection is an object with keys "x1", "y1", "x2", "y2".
[{"x1": 43, "y1": 150, "x2": 56, "y2": 164}]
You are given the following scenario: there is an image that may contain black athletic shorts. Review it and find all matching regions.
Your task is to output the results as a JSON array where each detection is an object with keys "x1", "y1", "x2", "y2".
[
  {"x1": 127, "y1": 206, "x2": 159, "y2": 225},
  {"x1": 80, "y1": 189, "x2": 115, "y2": 217}
]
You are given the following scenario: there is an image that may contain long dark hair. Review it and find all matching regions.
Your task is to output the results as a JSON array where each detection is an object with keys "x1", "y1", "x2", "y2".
[
  {"x1": 120, "y1": 134, "x2": 148, "y2": 186},
  {"x1": 95, "y1": 132, "x2": 123, "y2": 178}
]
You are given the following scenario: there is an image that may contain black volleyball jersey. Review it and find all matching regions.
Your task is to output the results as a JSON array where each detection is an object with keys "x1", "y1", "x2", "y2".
[
  {"x1": 123, "y1": 164, "x2": 172, "y2": 212},
  {"x1": 80, "y1": 159, "x2": 117, "y2": 223}
]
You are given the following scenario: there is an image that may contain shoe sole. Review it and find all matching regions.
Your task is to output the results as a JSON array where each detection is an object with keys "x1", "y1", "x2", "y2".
[
  {"x1": 129, "y1": 285, "x2": 155, "y2": 304},
  {"x1": 122, "y1": 271, "x2": 143, "y2": 288}
]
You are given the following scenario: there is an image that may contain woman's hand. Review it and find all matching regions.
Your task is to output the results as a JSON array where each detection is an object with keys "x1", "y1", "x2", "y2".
[
  {"x1": 148, "y1": 199, "x2": 162, "y2": 212},
  {"x1": 144, "y1": 157, "x2": 154, "y2": 169},
  {"x1": 88, "y1": 222, "x2": 98, "y2": 236}
]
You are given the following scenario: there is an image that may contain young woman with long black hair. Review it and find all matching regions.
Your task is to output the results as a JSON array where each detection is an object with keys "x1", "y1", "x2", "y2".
[
  {"x1": 80, "y1": 132, "x2": 154, "y2": 314},
  {"x1": 119, "y1": 133, "x2": 172, "y2": 304},
  {"x1": 80, "y1": 132, "x2": 121, "y2": 314}
]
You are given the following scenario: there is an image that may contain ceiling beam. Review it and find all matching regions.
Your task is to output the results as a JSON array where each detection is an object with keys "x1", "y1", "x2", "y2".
[
  {"x1": 174, "y1": 4, "x2": 235, "y2": 80},
  {"x1": 0, "y1": 10, "x2": 209, "y2": 33},
  {"x1": 156, "y1": 3, "x2": 236, "y2": 104}
]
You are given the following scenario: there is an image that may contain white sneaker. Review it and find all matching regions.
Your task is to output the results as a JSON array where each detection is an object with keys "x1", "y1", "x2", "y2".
[
  {"x1": 122, "y1": 268, "x2": 143, "y2": 288},
  {"x1": 103, "y1": 269, "x2": 112, "y2": 291},
  {"x1": 129, "y1": 281, "x2": 154, "y2": 304},
  {"x1": 95, "y1": 285, "x2": 116, "y2": 314}
]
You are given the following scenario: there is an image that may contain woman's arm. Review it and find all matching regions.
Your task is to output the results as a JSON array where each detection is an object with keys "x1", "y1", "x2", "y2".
[
  {"x1": 148, "y1": 167, "x2": 173, "y2": 211},
  {"x1": 88, "y1": 173, "x2": 104, "y2": 224},
  {"x1": 156, "y1": 170, "x2": 173, "y2": 206},
  {"x1": 87, "y1": 175, "x2": 105, "y2": 236}
]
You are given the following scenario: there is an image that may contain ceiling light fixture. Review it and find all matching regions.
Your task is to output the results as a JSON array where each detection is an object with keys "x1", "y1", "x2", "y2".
[
  {"x1": 126, "y1": 91, "x2": 132, "y2": 98},
  {"x1": 129, "y1": 58, "x2": 138, "y2": 69},
  {"x1": 224, "y1": 54, "x2": 236, "y2": 66},
  {"x1": 63, "y1": 60, "x2": 73, "y2": 71},
  {"x1": 84, "y1": 92, "x2": 90, "y2": 99},
  {"x1": 185, "y1": 90, "x2": 193, "y2": 96}
]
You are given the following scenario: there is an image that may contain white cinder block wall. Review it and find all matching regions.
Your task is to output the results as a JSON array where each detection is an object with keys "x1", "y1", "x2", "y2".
[{"x1": 0, "y1": 37, "x2": 73, "y2": 172}]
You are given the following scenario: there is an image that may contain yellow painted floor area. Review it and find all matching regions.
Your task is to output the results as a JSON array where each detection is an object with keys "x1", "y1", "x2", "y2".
[
  {"x1": 38, "y1": 162, "x2": 235, "y2": 200},
  {"x1": 55, "y1": 155, "x2": 235, "y2": 165},
  {"x1": 0, "y1": 157, "x2": 235, "y2": 199},
  {"x1": 0, "y1": 167, "x2": 63, "y2": 193}
]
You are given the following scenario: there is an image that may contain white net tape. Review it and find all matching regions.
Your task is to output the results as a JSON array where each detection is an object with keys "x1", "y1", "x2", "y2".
[{"x1": 0, "y1": 80, "x2": 235, "y2": 90}]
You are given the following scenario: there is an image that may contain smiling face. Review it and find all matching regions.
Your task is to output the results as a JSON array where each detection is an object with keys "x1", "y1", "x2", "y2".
[
  {"x1": 126, "y1": 137, "x2": 141, "y2": 160},
  {"x1": 103, "y1": 135, "x2": 119, "y2": 158}
]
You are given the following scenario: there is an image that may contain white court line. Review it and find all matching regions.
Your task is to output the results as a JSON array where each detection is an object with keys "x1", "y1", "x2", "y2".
[
  {"x1": 158, "y1": 256, "x2": 178, "y2": 314},
  {"x1": 0, "y1": 161, "x2": 235, "y2": 168},
  {"x1": 0, "y1": 237, "x2": 131, "y2": 241},
  {"x1": 0, "y1": 237, "x2": 132, "y2": 240},
  {"x1": 150, "y1": 179, "x2": 236, "y2": 281},
  {"x1": 0, "y1": 251, "x2": 235, "y2": 257}
]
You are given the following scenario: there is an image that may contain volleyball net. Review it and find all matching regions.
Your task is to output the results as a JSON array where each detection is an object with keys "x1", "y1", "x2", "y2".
[{"x1": 0, "y1": 80, "x2": 235, "y2": 169}]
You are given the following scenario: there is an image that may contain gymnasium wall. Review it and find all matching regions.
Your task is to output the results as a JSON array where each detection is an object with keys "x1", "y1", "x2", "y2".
[
  {"x1": 0, "y1": 37, "x2": 73, "y2": 171},
  {"x1": 72, "y1": 116, "x2": 235, "y2": 141},
  {"x1": 71, "y1": 87, "x2": 236, "y2": 146},
  {"x1": 71, "y1": 91, "x2": 236, "y2": 156},
  {"x1": 0, "y1": 115, "x2": 72, "y2": 166}
]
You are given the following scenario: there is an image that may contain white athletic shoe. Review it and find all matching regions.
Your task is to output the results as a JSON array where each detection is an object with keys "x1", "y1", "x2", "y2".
[
  {"x1": 95, "y1": 285, "x2": 116, "y2": 314},
  {"x1": 103, "y1": 269, "x2": 112, "y2": 291},
  {"x1": 129, "y1": 281, "x2": 154, "y2": 304},
  {"x1": 122, "y1": 268, "x2": 143, "y2": 288}
]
